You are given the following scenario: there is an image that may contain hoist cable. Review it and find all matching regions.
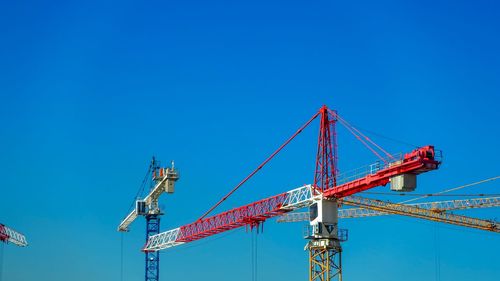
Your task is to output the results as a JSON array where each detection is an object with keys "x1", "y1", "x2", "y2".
[
  {"x1": 336, "y1": 117, "x2": 387, "y2": 162},
  {"x1": 332, "y1": 110, "x2": 394, "y2": 160},
  {"x1": 197, "y1": 110, "x2": 321, "y2": 221},
  {"x1": 120, "y1": 233, "x2": 124, "y2": 281},
  {"x1": 125, "y1": 161, "x2": 153, "y2": 214},
  {"x1": 350, "y1": 125, "x2": 419, "y2": 149}
]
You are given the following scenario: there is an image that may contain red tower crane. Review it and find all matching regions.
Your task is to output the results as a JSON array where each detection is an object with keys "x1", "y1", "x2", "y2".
[{"x1": 142, "y1": 105, "x2": 442, "y2": 280}]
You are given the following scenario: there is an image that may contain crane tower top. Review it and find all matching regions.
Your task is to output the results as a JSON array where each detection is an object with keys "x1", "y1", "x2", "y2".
[{"x1": 118, "y1": 158, "x2": 179, "y2": 232}]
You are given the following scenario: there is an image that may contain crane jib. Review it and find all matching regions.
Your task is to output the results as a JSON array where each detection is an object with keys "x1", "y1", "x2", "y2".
[
  {"x1": 144, "y1": 146, "x2": 440, "y2": 252},
  {"x1": 0, "y1": 223, "x2": 28, "y2": 247}
]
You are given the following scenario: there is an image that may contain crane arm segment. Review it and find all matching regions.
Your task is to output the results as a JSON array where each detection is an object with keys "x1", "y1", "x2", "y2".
[
  {"x1": 323, "y1": 146, "x2": 440, "y2": 198},
  {"x1": 118, "y1": 209, "x2": 139, "y2": 232},
  {"x1": 144, "y1": 184, "x2": 319, "y2": 251},
  {"x1": 342, "y1": 196, "x2": 499, "y2": 232},
  {"x1": 0, "y1": 223, "x2": 28, "y2": 247},
  {"x1": 118, "y1": 167, "x2": 179, "y2": 232},
  {"x1": 276, "y1": 196, "x2": 500, "y2": 222}
]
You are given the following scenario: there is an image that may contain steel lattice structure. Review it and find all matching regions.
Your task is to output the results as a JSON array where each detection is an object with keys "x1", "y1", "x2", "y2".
[
  {"x1": 135, "y1": 105, "x2": 446, "y2": 281},
  {"x1": 145, "y1": 215, "x2": 160, "y2": 281},
  {"x1": 309, "y1": 242, "x2": 342, "y2": 281},
  {"x1": 144, "y1": 144, "x2": 440, "y2": 251},
  {"x1": 118, "y1": 158, "x2": 179, "y2": 281},
  {"x1": 0, "y1": 223, "x2": 27, "y2": 247},
  {"x1": 144, "y1": 184, "x2": 320, "y2": 250},
  {"x1": 343, "y1": 196, "x2": 499, "y2": 232},
  {"x1": 276, "y1": 197, "x2": 500, "y2": 222}
]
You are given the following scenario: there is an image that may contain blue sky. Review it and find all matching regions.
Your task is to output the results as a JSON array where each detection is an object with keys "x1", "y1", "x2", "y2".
[{"x1": 1, "y1": 0, "x2": 499, "y2": 280}]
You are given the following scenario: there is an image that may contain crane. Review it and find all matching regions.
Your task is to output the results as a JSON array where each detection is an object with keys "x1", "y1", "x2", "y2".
[
  {"x1": 274, "y1": 194, "x2": 499, "y2": 280},
  {"x1": 142, "y1": 105, "x2": 446, "y2": 281},
  {"x1": 0, "y1": 223, "x2": 27, "y2": 247},
  {"x1": 343, "y1": 196, "x2": 498, "y2": 231},
  {"x1": 303, "y1": 195, "x2": 499, "y2": 280},
  {"x1": 0, "y1": 223, "x2": 27, "y2": 281},
  {"x1": 277, "y1": 196, "x2": 500, "y2": 222},
  {"x1": 117, "y1": 157, "x2": 179, "y2": 281}
]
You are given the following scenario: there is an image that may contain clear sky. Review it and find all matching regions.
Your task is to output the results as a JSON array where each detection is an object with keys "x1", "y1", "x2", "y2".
[{"x1": 1, "y1": 0, "x2": 499, "y2": 280}]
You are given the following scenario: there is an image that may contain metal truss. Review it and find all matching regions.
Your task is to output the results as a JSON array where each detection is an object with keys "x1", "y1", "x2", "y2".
[
  {"x1": 322, "y1": 146, "x2": 440, "y2": 198},
  {"x1": 276, "y1": 196, "x2": 500, "y2": 222},
  {"x1": 144, "y1": 228, "x2": 183, "y2": 251},
  {"x1": 402, "y1": 196, "x2": 500, "y2": 212},
  {"x1": 282, "y1": 185, "x2": 321, "y2": 210},
  {"x1": 144, "y1": 145, "x2": 440, "y2": 252},
  {"x1": 119, "y1": 178, "x2": 165, "y2": 232},
  {"x1": 313, "y1": 106, "x2": 338, "y2": 192},
  {"x1": 343, "y1": 196, "x2": 500, "y2": 232},
  {"x1": 118, "y1": 166, "x2": 179, "y2": 232},
  {"x1": 308, "y1": 240, "x2": 342, "y2": 281},
  {"x1": 144, "y1": 184, "x2": 319, "y2": 251},
  {"x1": 0, "y1": 223, "x2": 28, "y2": 247},
  {"x1": 145, "y1": 215, "x2": 160, "y2": 281}
]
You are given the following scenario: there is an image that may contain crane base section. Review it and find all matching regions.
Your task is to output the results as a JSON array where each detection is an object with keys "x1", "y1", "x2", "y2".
[{"x1": 308, "y1": 239, "x2": 342, "y2": 281}]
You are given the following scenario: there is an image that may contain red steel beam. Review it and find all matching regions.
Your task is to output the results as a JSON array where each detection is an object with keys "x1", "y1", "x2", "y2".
[
  {"x1": 178, "y1": 193, "x2": 288, "y2": 242},
  {"x1": 324, "y1": 145, "x2": 440, "y2": 198},
  {"x1": 0, "y1": 224, "x2": 9, "y2": 242},
  {"x1": 173, "y1": 146, "x2": 440, "y2": 244}
]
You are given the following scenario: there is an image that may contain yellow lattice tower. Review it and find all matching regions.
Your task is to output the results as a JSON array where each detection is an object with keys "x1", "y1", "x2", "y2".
[{"x1": 308, "y1": 239, "x2": 342, "y2": 281}]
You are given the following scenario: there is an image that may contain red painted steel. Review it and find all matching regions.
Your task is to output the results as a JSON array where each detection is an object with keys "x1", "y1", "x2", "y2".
[
  {"x1": 313, "y1": 106, "x2": 338, "y2": 191},
  {"x1": 165, "y1": 106, "x2": 441, "y2": 245},
  {"x1": 0, "y1": 224, "x2": 9, "y2": 243},
  {"x1": 324, "y1": 145, "x2": 440, "y2": 198},
  {"x1": 178, "y1": 193, "x2": 289, "y2": 242},
  {"x1": 171, "y1": 146, "x2": 439, "y2": 245}
]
